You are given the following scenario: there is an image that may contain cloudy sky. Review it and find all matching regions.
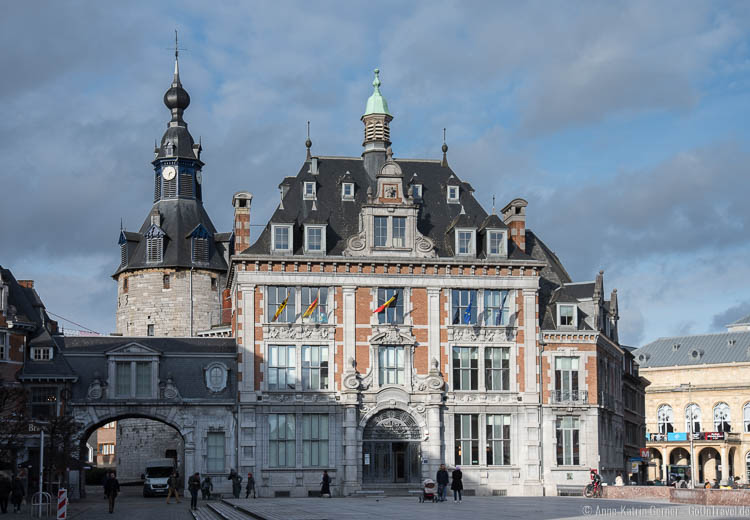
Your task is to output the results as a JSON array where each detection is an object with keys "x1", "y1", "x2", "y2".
[{"x1": 1, "y1": 1, "x2": 749, "y2": 345}]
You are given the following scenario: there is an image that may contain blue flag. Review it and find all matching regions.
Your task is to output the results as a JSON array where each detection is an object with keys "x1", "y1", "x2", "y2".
[{"x1": 463, "y1": 296, "x2": 473, "y2": 324}]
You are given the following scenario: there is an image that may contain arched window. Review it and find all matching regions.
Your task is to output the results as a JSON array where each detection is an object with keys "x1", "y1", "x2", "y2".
[
  {"x1": 685, "y1": 403, "x2": 702, "y2": 433},
  {"x1": 657, "y1": 404, "x2": 674, "y2": 434},
  {"x1": 713, "y1": 402, "x2": 731, "y2": 432},
  {"x1": 743, "y1": 403, "x2": 750, "y2": 433}
]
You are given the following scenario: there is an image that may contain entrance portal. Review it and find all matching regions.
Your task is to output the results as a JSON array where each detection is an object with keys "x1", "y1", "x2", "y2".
[{"x1": 362, "y1": 410, "x2": 421, "y2": 484}]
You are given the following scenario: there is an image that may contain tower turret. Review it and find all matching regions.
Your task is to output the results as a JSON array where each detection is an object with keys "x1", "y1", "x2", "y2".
[{"x1": 361, "y1": 69, "x2": 393, "y2": 182}]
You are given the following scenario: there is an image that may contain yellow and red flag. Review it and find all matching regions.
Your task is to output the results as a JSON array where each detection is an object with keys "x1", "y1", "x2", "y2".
[
  {"x1": 272, "y1": 292, "x2": 289, "y2": 322},
  {"x1": 302, "y1": 294, "x2": 319, "y2": 318},
  {"x1": 373, "y1": 293, "x2": 398, "y2": 314}
]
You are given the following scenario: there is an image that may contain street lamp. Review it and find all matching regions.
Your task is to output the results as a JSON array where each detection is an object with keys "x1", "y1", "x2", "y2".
[{"x1": 679, "y1": 383, "x2": 695, "y2": 489}]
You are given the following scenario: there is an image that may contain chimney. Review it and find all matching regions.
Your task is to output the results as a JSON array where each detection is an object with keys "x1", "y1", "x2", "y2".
[
  {"x1": 501, "y1": 198, "x2": 528, "y2": 252},
  {"x1": 232, "y1": 191, "x2": 253, "y2": 254},
  {"x1": 18, "y1": 280, "x2": 34, "y2": 289}
]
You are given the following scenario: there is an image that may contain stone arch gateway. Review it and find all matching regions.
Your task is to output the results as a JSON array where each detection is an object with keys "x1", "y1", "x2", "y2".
[{"x1": 361, "y1": 409, "x2": 422, "y2": 484}]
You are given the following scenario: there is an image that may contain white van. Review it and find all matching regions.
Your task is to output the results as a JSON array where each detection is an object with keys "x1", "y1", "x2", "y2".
[{"x1": 142, "y1": 458, "x2": 176, "y2": 497}]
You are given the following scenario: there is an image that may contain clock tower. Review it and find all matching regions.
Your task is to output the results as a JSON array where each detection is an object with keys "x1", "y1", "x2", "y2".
[{"x1": 113, "y1": 53, "x2": 231, "y2": 337}]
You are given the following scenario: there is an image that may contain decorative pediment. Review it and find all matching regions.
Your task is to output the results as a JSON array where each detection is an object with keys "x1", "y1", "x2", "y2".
[
  {"x1": 106, "y1": 342, "x2": 162, "y2": 356},
  {"x1": 447, "y1": 325, "x2": 516, "y2": 343},
  {"x1": 264, "y1": 323, "x2": 333, "y2": 341},
  {"x1": 370, "y1": 326, "x2": 416, "y2": 346}
]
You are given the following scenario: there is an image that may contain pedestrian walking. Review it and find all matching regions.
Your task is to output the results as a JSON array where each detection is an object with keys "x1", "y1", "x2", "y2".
[
  {"x1": 0, "y1": 475, "x2": 11, "y2": 514},
  {"x1": 320, "y1": 470, "x2": 331, "y2": 498},
  {"x1": 201, "y1": 476, "x2": 213, "y2": 500},
  {"x1": 166, "y1": 471, "x2": 181, "y2": 504},
  {"x1": 104, "y1": 471, "x2": 120, "y2": 514},
  {"x1": 436, "y1": 464, "x2": 449, "y2": 502},
  {"x1": 229, "y1": 470, "x2": 242, "y2": 499},
  {"x1": 188, "y1": 472, "x2": 201, "y2": 511},
  {"x1": 245, "y1": 473, "x2": 256, "y2": 499},
  {"x1": 10, "y1": 477, "x2": 24, "y2": 514},
  {"x1": 451, "y1": 466, "x2": 463, "y2": 503}
]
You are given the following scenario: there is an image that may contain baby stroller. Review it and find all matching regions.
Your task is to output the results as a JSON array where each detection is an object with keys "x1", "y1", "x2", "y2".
[{"x1": 418, "y1": 478, "x2": 437, "y2": 503}]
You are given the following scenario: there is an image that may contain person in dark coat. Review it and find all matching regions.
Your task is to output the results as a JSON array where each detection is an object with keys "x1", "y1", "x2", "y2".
[
  {"x1": 230, "y1": 470, "x2": 242, "y2": 499},
  {"x1": 320, "y1": 470, "x2": 331, "y2": 497},
  {"x1": 0, "y1": 476, "x2": 11, "y2": 514},
  {"x1": 104, "y1": 471, "x2": 120, "y2": 514},
  {"x1": 451, "y1": 466, "x2": 463, "y2": 503},
  {"x1": 245, "y1": 472, "x2": 256, "y2": 499},
  {"x1": 188, "y1": 472, "x2": 201, "y2": 511},
  {"x1": 201, "y1": 476, "x2": 213, "y2": 500},
  {"x1": 10, "y1": 477, "x2": 24, "y2": 514},
  {"x1": 436, "y1": 464, "x2": 449, "y2": 502}
]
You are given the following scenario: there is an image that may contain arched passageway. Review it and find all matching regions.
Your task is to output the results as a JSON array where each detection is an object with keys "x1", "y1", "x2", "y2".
[{"x1": 361, "y1": 409, "x2": 422, "y2": 484}]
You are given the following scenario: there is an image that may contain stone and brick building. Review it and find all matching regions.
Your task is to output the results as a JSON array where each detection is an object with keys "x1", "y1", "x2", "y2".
[
  {"x1": 228, "y1": 70, "x2": 646, "y2": 496},
  {"x1": 635, "y1": 316, "x2": 750, "y2": 485}
]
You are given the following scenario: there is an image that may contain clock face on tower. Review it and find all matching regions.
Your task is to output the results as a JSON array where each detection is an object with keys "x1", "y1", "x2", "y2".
[
  {"x1": 196, "y1": 171, "x2": 202, "y2": 184},
  {"x1": 162, "y1": 166, "x2": 176, "y2": 181}
]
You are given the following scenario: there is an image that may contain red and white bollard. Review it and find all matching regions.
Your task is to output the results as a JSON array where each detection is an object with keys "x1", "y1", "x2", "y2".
[{"x1": 57, "y1": 488, "x2": 67, "y2": 520}]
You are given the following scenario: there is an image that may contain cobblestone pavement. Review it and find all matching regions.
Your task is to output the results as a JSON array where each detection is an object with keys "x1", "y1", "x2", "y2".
[
  {"x1": 12, "y1": 486, "x2": 194, "y2": 520},
  {"x1": 224, "y1": 496, "x2": 750, "y2": 520}
]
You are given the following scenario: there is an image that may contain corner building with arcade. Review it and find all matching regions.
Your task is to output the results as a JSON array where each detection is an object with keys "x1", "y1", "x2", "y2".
[{"x1": 229, "y1": 70, "x2": 644, "y2": 496}]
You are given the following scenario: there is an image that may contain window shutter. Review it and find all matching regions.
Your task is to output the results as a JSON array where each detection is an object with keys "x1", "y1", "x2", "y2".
[
  {"x1": 154, "y1": 173, "x2": 161, "y2": 201},
  {"x1": 147, "y1": 237, "x2": 163, "y2": 263},
  {"x1": 164, "y1": 178, "x2": 176, "y2": 198},
  {"x1": 179, "y1": 173, "x2": 193, "y2": 197},
  {"x1": 193, "y1": 237, "x2": 209, "y2": 263},
  {"x1": 120, "y1": 243, "x2": 127, "y2": 266}
]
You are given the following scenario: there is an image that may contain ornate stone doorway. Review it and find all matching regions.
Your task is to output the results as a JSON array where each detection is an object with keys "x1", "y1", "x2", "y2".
[{"x1": 362, "y1": 409, "x2": 421, "y2": 484}]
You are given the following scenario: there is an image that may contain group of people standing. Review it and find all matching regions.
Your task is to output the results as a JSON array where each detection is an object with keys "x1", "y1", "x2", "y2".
[
  {"x1": 436, "y1": 464, "x2": 464, "y2": 503},
  {"x1": 0, "y1": 475, "x2": 25, "y2": 514}
]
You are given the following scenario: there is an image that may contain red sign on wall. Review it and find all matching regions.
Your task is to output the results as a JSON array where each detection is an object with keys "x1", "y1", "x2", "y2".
[{"x1": 640, "y1": 448, "x2": 650, "y2": 458}]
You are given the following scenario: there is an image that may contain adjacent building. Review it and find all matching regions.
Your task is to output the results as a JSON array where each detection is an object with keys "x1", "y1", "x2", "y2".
[
  {"x1": 228, "y1": 70, "x2": 645, "y2": 496},
  {"x1": 635, "y1": 315, "x2": 750, "y2": 485}
]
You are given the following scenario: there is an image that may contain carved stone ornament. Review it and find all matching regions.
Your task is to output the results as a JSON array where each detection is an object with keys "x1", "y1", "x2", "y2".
[
  {"x1": 414, "y1": 235, "x2": 436, "y2": 256},
  {"x1": 161, "y1": 375, "x2": 181, "y2": 400},
  {"x1": 344, "y1": 230, "x2": 367, "y2": 255},
  {"x1": 370, "y1": 326, "x2": 416, "y2": 346},
  {"x1": 447, "y1": 325, "x2": 516, "y2": 343},
  {"x1": 343, "y1": 373, "x2": 360, "y2": 390},
  {"x1": 412, "y1": 362, "x2": 444, "y2": 392},
  {"x1": 266, "y1": 324, "x2": 332, "y2": 340},
  {"x1": 363, "y1": 409, "x2": 421, "y2": 441},
  {"x1": 87, "y1": 373, "x2": 104, "y2": 400}
]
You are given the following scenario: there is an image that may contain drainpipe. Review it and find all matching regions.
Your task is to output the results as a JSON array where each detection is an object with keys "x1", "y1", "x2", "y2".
[
  {"x1": 538, "y1": 330, "x2": 546, "y2": 495},
  {"x1": 190, "y1": 267, "x2": 194, "y2": 336}
]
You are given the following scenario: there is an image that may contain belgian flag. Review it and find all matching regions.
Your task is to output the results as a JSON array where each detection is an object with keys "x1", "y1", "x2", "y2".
[
  {"x1": 272, "y1": 292, "x2": 290, "y2": 322},
  {"x1": 373, "y1": 292, "x2": 398, "y2": 314}
]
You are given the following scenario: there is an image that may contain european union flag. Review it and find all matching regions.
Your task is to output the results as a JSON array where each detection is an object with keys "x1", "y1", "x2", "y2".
[{"x1": 463, "y1": 296, "x2": 473, "y2": 324}]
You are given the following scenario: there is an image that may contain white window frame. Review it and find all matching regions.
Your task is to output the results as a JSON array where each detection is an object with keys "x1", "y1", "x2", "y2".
[
  {"x1": 447, "y1": 185, "x2": 460, "y2": 203},
  {"x1": 269, "y1": 414, "x2": 296, "y2": 467},
  {"x1": 271, "y1": 224, "x2": 293, "y2": 253},
  {"x1": 412, "y1": 184, "x2": 422, "y2": 199},
  {"x1": 303, "y1": 182, "x2": 316, "y2": 200},
  {"x1": 302, "y1": 414, "x2": 329, "y2": 467},
  {"x1": 304, "y1": 225, "x2": 326, "y2": 255},
  {"x1": 342, "y1": 182, "x2": 354, "y2": 201},
  {"x1": 205, "y1": 362, "x2": 228, "y2": 393},
  {"x1": 486, "y1": 230, "x2": 507, "y2": 257},
  {"x1": 557, "y1": 304, "x2": 577, "y2": 327},
  {"x1": 455, "y1": 228, "x2": 476, "y2": 256},
  {"x1": 267, "y1": 345, "x2": 297, "y2": 390},
  {"x1": 31, "y1": 347, "x2": 53, "y2": 361},
  {"x1": 206, "y1": 431, "x2": 226, "y2": 473},
  {"x1": 112, "y1": 359, "x2": 158, "y2": 399},
  {"x1": 374, "y1": 216, "x2": 388, "y2": 248}
]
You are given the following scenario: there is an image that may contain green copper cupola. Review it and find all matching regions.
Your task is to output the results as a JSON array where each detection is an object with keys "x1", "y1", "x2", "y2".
[{"x1": 361, "y1": 68, "x2": 393, "y2": 182}]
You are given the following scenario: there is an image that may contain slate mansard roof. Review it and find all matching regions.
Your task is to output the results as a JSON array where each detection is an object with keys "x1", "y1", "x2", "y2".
[
  {"x1": 58, "y1": 336, "x2": 237, "y2": 401},
  {"x1": 242, "y1": 156, "x2": 533, "y2": 260},
  {"x1": 634, "y1": 331, "x2": 750, "y2": 368}
]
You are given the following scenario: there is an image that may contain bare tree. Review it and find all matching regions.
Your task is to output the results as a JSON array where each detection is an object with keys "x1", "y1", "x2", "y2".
[{"x1": 0, "y1": 384, "x2": 30, "y2": 471}]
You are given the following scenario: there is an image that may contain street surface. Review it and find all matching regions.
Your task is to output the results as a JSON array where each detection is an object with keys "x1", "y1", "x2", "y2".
[{"x1": 9, "y1": 488, "x2": 750, "y2": 519}]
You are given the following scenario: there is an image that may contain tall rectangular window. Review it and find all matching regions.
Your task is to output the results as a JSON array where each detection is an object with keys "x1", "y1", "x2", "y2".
[
  {"x1": 135, "y1": 362, "x2": 152, "y2": 398},
  {"x1": 452, "y1": 347, "x2": 478, "y2": 390},
  {"x1": 555, "y1": 357, "x2": 579, "y2": 401},
  {"x1": 378, "y1": 346, "x2": 405, "y2": 385},
  {"x1": 342, "y1": 183, "x2": 354, "y2": 200},
  {"x1": 269, "y1": 414, "x2": 296, "y2": 467},
  {"x1": 146, "y1": 237, "x2": 163, "y2": 263},
  {"x1": 302, "y1": 414, "x2": 329, "y2": 467},
  {"x1": 0, "y1": 332, "x2": 7, "y2": 360},
  {"x1": 268, "y1": 345, "x2": 296, "y2": 390},
  {"x1": 451, "y1": 289, "x2": 477, "y2": 325},
  {"x1": 273, "y1": 226, "x2": 291, "y2": 251},
  {"x1": 377, "y1": 288, "x2": 404, "y2": 324},
  {"x1": 486, "y1": 415, "x2": 511, "y2": 465},
  {"x1": 306, "y1": 227, "x2": 323, "y2": 252},
  {"x1": 301, "y1": 287, "x2": 328, "y2": 323},
  {"x1": 485, "y1": 347, "x2": 510, "y2": 391},
  {"x1": 484, "y1": 290, "x2": 511, "y2": 326},
  {"x1": 457, "y1": 230, "x2": 473, "y2": 254},
  {"x1": 454, "y1": 414, "x2": 479, "y2": 466},
  {"x1": 392, "y1": 217, "x2": 406, "y2": 248},
  {"x1": 302, "y1": 345, "x2": 329, "y2": 390},
  {"x1": 206, "y1": 432, "x2": 225, "y2": 472},
  {"x1": 268, "y1": 286, "x2": 295, "y2": 323},
  {"x1": 192, "y1": 237, "x2": 209, "y2": 262},
  {"x1": 115, "y1": 362, "x2": 131, "y2": 397},
  {"x1": 30, "y1": 387, "x2": 58, "y2": 419},
  {"x1": 487, "y1": 230, "x2": 505, "y2": 256},
  {"x1": 556, "y1": 416, "x2": 580, "y2": 466},
  {"x1": 559, "y1": 304, "x2": 575, "y2": 326},
  {"x1": 374, "y1": 216, "x2": 388, "y2": 247}
]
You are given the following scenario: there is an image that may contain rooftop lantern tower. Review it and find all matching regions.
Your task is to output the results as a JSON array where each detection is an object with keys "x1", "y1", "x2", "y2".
[{"x1": 361, "y1": 68, "x2": 393, "y2": 182}]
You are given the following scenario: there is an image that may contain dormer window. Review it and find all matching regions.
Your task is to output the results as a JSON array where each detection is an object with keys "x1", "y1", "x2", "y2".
[
  {"x1": 192, "y1": 237, "x2": 209, "y2": 263},
  {"x1": 304, "y1": 225, "x2": 326, "y2": 254},
  {"x1": 146, "y1": 237, "x2": 163, "y2": 263},
  {"x1": 455, "y1": 229, "x2": 475, "y2": 256},
  {"x1": 447, "y1": 185, "x2": 460, "y2": 203},
  {"x1": 342, "y1": 183, "x2": 354, "y2": 200},
  {"x1": 31, "y1": 347, "x2": 53, "y2": 361},
  {"x1": 487, "y1": 230, "x2": 507, "y2": 256},
  {"x1": 303, "y1": 182, "x2": 316, "y2": 200},
  {"x1": 412, "y1": 184, "x2": 422, "y2": 199},
  {"x1": 272, "y1": 225, "x2": 293, "y2": 253},
  {"x1": 558, "y1": 304, "x2": 576, "y2": 327}
]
